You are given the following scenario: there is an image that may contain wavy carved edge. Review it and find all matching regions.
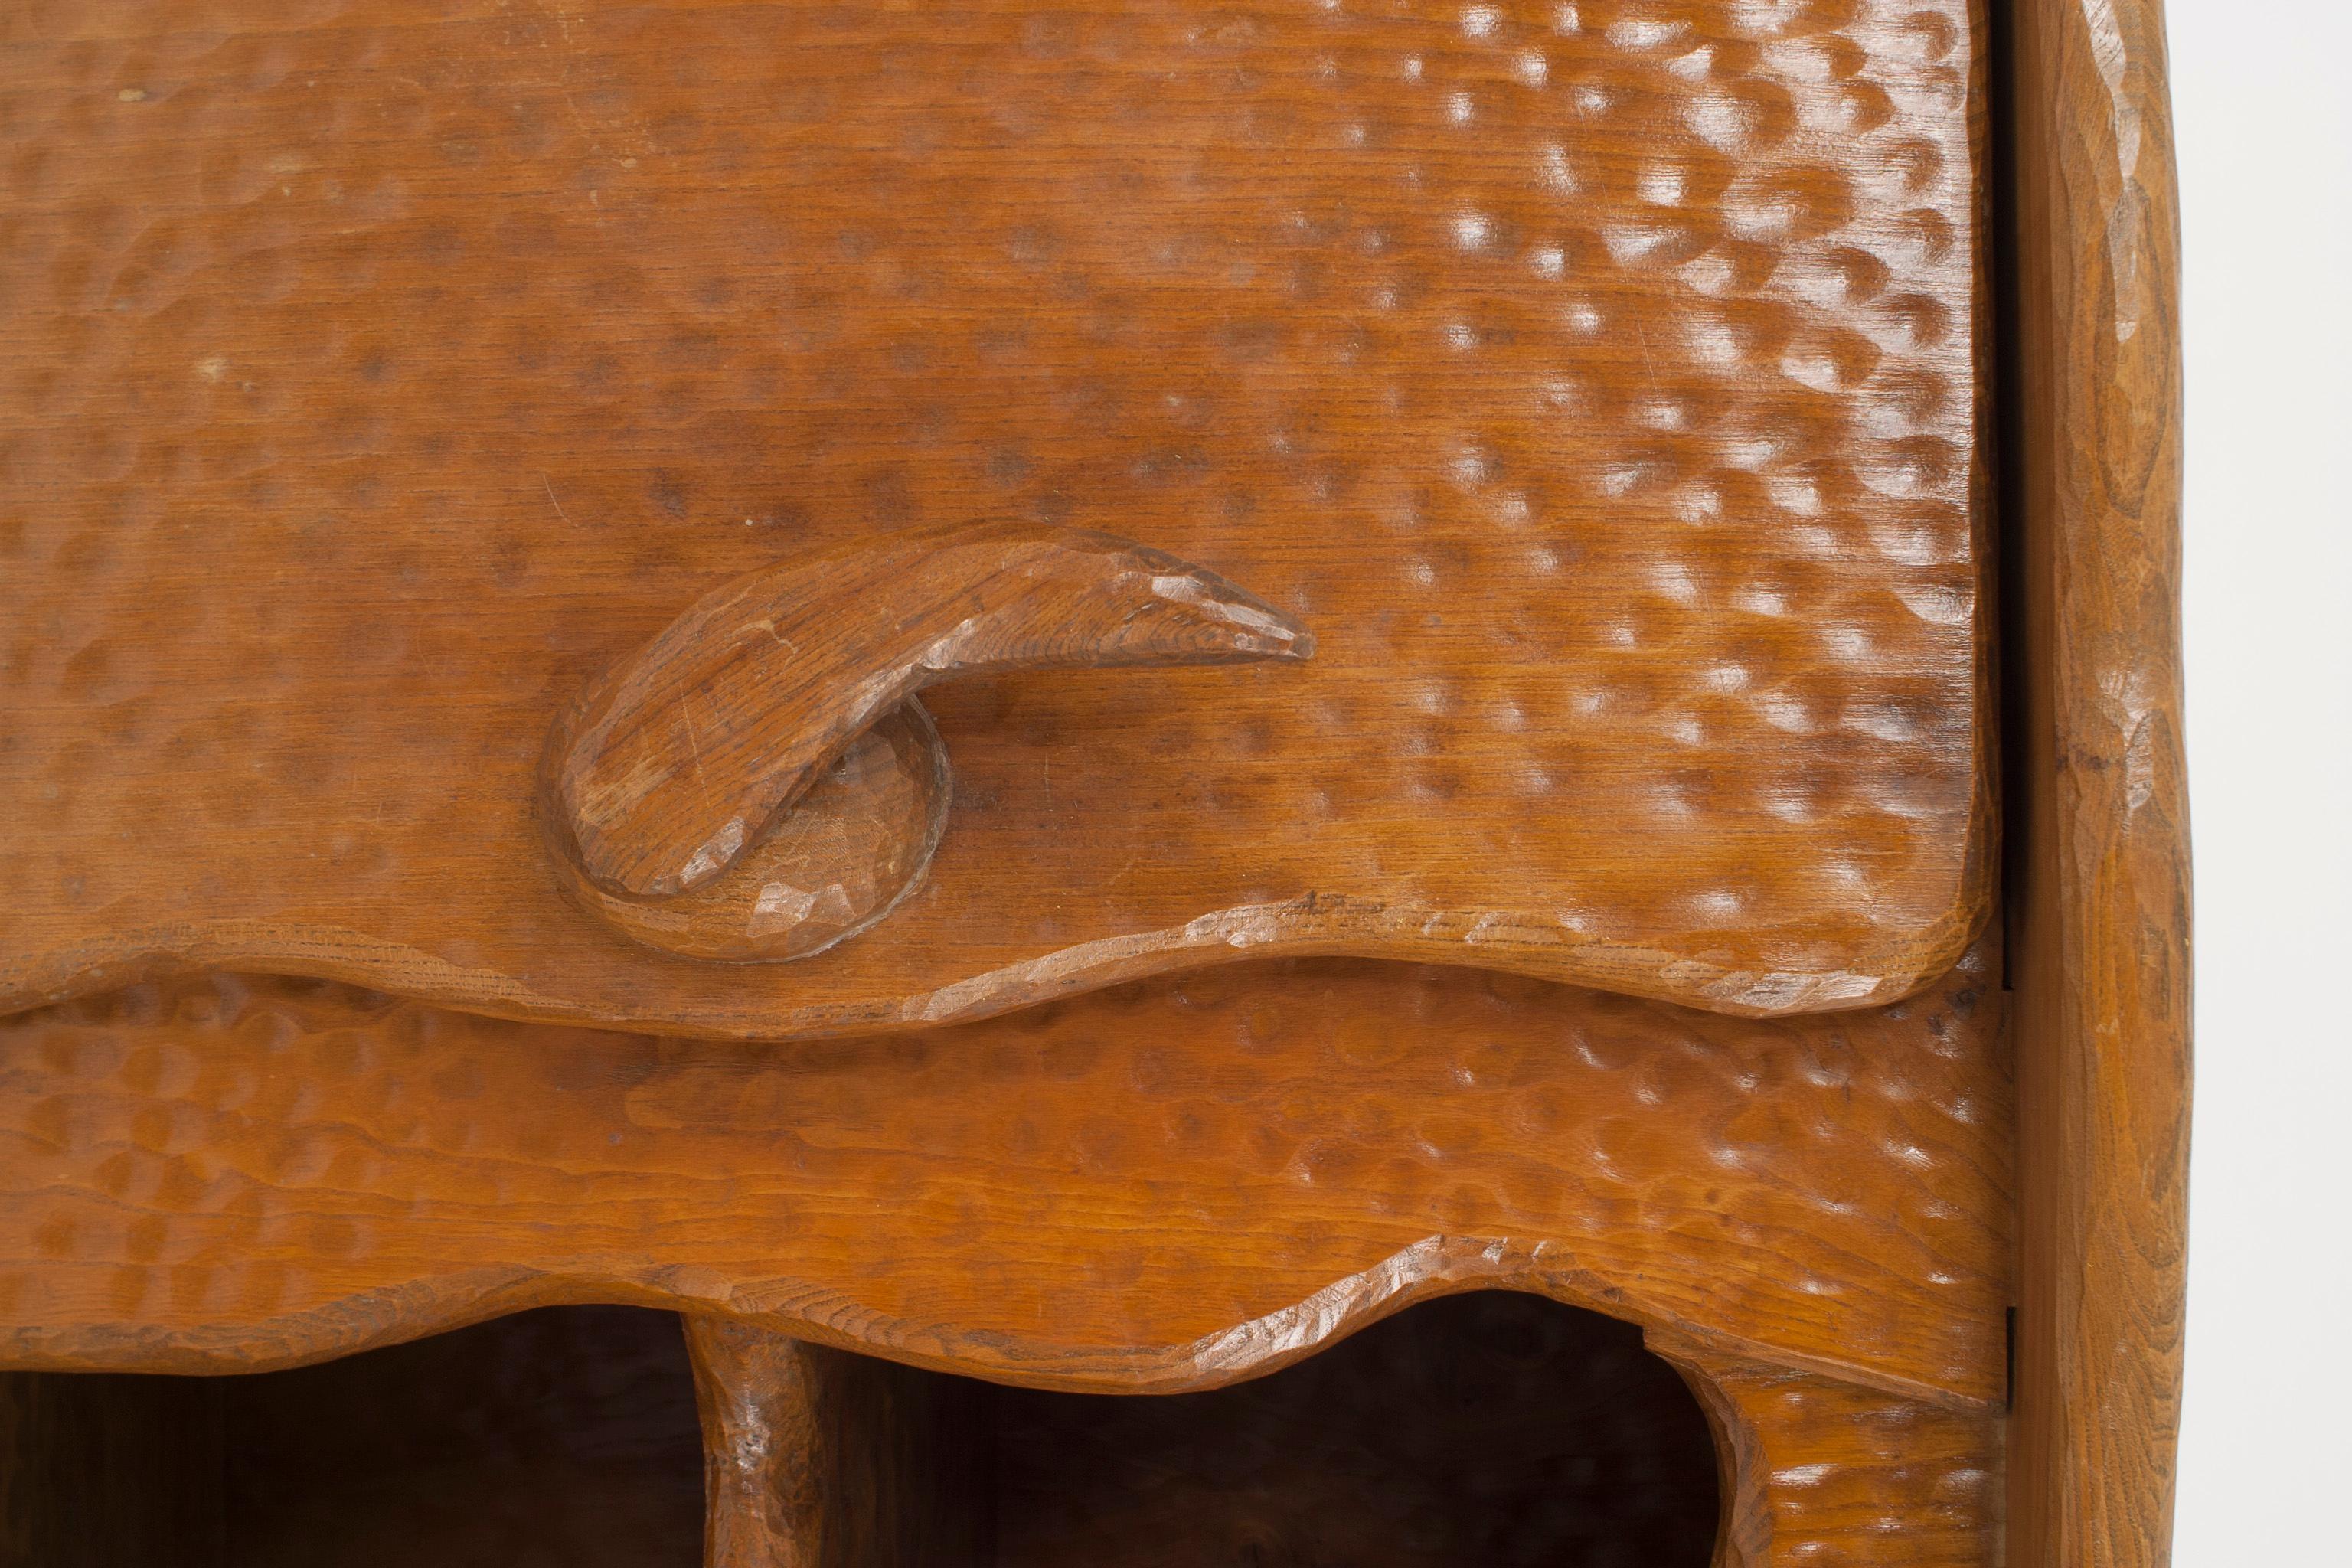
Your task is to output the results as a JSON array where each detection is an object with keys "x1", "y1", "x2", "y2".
[
  {"x1": 0, "y1": 509, "x2": 1994, "y2": 1026},
  {"x1": 0, "y1": 870, "x2": 1991, "y2": 1034},
  {"x1": 0, "y1": 1233, "x2": 1999, "y2": 1415},
  {"x1": 675, "y1": 1312, "x2": 2005, "y2": 1568}
]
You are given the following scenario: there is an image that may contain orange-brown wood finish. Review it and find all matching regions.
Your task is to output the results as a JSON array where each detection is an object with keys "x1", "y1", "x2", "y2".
[
  {"x1": 8, "y1": 1295, "x2": 1730, "y2": 1567},
  {"x1": 0, "y1": 0, "x2": 1994, "y2": 1033},
  {"x1": 0, "y1": 952, "x2": 2009, "y2": 1559},
  {"x1": 684, "y1": 1317, "x2": 986, "y2": 1568},
  {"x1": 678, "y1": 1296, "x2": 1992, "y2": 1568},
  {"x1": 2004, "y1": 0, "x2": 2192, "y2": 1564},
  {"x1": 0, "y1": 950, "x2": 2009, "y2": 1407},
  {"x1": 549, "y1": 524, "x2": 1311, "y2": 962},
  {"x1": 1658, "y1": 1332, "x2": 2003, "y2": 1568},
  {"x1": 0, "y1": 0, "x2": 2194, "y2": 1562},
  {"x1": 686, "y1": 1320, "x2": 842, "y2": 1568}
]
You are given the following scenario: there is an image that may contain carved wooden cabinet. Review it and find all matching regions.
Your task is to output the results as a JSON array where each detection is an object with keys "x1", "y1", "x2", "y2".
[{"x1": 0, "y1": 1, "x2": 2187, "y2": 1564}]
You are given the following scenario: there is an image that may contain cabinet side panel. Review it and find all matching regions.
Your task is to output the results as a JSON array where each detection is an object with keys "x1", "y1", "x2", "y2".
[{"x1": 2004, "y1": 0, "x2": 2191, "y2": 1562}]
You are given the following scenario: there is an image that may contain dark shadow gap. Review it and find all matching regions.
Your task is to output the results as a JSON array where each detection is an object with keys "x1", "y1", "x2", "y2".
[{"x1": 3, "y1": 1294, "x2": 1719, "y2": 1567}]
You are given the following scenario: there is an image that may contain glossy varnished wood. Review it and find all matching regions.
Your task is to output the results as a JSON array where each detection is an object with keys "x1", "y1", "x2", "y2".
[
  {"x1": 0, "y1": 0, "x2": 1993, "y2": 1033},
  {"x1": 549, "y1": 524, "x2": 1308, "y2": 962},
  {"x1": 0, "y1": 948, "x2": 2010, "y2": 1406},
  {"x1": 2004, "y1": 0, "x2": 2191, "y2": 1563},
  {"x1": 678, "y1": 1295, "x2": 1727, "y2": 1567},
  {"x1": 564, "y1": 701, "x2": 957, "y2": 965},
  {"x1": 685, "y1": 1321, "x2": 843, "y2": 1568}
]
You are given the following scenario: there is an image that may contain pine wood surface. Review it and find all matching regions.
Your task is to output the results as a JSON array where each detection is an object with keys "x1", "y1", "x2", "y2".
[
  {"x1": 678, "y1": 1298, "x2": 1998, "y2": 1568},
  {"x1": 685, "y1": 1316, "x2": 995, "y2": 1568}
]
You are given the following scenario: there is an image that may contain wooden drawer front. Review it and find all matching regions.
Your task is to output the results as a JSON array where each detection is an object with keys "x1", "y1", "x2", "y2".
[{"x1": 0, "y1": 0, "x2": 1988, "y2": 1036}]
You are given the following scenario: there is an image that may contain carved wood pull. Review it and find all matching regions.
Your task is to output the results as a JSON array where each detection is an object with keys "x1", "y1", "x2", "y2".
[{"x1": 544, "y1": 522, "x2": 1312, "y2": 962}]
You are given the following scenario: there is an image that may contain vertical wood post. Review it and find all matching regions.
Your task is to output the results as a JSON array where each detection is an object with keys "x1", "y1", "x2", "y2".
[
  {"x1": 681, "y1": 1317, "x2": 991, "y2": 1568},
  {"x1": 2005, "y1": 0, "x2": 2193, "y2": 1562}
]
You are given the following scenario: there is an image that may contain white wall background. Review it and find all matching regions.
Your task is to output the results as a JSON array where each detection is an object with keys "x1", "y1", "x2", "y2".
[{"x1": 2171, "y1": 0, "x2": 2352, "y2": 1559}]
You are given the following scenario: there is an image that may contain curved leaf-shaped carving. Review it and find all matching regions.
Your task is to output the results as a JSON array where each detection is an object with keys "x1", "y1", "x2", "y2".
[{"x1": 545, "y1": 523, "x2": 1312, "y2": 959}]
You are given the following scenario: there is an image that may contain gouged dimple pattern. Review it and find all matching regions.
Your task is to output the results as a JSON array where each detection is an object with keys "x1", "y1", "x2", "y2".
[
  {"x1": 1664, "y1": 1341, "x2": 2004, "y2": 1567},
  {"x1": 0, "y1": 0, "x2": 1988, "y2": 1032},
  {"x1": 0, "y1": 942, "x2": 2009, "y2": 1403}
]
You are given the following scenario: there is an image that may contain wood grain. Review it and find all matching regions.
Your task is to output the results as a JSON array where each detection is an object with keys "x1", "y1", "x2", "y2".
[
  {"x1": 0, "y1": 0, "x2": 1994, "y2": 1033},
  {"x1": 685, "y1": 1318, "x2": 876, "y2": 1568},
  {"x1": 548, "y1": 523, "x2": 1308, "y2": 962},
  {"x1": 1658, "y1": 1331, "x2": 2002, "y2": 1568},
  {"x1": 556, "y1": 522, "x2": 1309, "y2": 902},
  {"x1": 0, "y1": 1, "x2": 2073, "y2": 1557},
  {"x1": 2004, "y1": 0, "x2": 2191, "y2": 1564},
  {"x1": 684, "y1": 1316, "x2": 991, "y2": 1568},
  {"x1": 0, "y1": 946, "x2": 2011, "y2": 1407},
  {"x1": 562, "y1": 700, "x2": 956, "y2": 964}
]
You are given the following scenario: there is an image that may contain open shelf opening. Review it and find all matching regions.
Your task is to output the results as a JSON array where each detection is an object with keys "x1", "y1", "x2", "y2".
[
  {"x1": 2, "y1": 1306, "x2": 704, "y2": 1568},
  {"x1": 5, "y1": 1294, "x2": 1719, "y2": 1566},
  {"x1": 991, "y1": 1291, "x2": 1720, "y2": 1566}
]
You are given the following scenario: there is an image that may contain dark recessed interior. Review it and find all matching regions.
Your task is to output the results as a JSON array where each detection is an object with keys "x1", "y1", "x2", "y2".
[
  {"x1": 2, "y1": 1294, "x2": 1720, "y2": 1567},
  {"x1": 0, "y1": 1306, "x2": 706, "y2": 1568},
  {"x1": 994, "y1": 1291, "x2": 1722, "y2": 1568}
]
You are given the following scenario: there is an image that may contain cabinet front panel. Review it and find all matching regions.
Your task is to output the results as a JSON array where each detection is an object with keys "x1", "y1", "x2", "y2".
[{"x1": 0, "y1": 0, "x2": 1989, "y2": 1034}]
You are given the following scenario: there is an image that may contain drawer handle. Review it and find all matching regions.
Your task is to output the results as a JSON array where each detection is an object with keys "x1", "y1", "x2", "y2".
[{"x1": 544, "y1": 522, "x2": 1312, "y2": 961}]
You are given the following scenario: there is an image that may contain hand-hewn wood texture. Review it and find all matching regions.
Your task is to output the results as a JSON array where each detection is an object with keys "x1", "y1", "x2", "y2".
[
  {"x1": 564, "y1": 701, "x2": 957, "y2": 965},
  {"x1": 679, "y1": 1295, "x2": 1995, "y2": 1568},
  {"x1": 0, "y1": 0, "x2": 2197, "y2": 1561},
  {"x1": 2004, "y1": 0, "x2": 2191, "y2": 1565},
  {"x1": 1657, "y1": 1332, "x2": 2002, "y2": 1568},
  {"x1": 684, "y1": 1315, "x2": 988, "y2": 1568},
  {"x1": 0, "y1": 0, "x2": 1992, "y2": 1034},
  {"x1": 556, "y1": 524, "x2": 1310, "y2": 903},
  {"x1": 0, "y1": 948, "x2": 2011, "y2": 1409},
  {"x1": 550, "y1": 524, "x2": 1309, "y2": 961}
]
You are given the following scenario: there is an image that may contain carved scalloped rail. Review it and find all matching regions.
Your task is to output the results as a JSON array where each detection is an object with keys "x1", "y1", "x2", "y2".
[{"x1": 0, "y1": 949, "x2": 2009, "y2": 1401}]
